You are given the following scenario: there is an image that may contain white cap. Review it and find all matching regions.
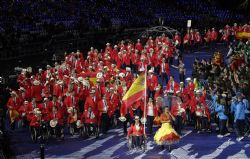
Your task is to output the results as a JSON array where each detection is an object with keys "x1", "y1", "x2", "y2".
[
  {"x1": 33, "y1": 80, "x2": 40, "y2": 85},
  {"x1": 135, "y1": 116, "x2": 140, "y2": 120},
  {"x1": 119, "y1": 73, "x2": 125, "y2": 78},
  {"x1": 186, "y1": 77, "x2": 191, "y2": 81},
  {"x1": 126, "y1": 67, "x2": 131, "y2": 72},
  {"x1": 77, "y1": 77, "x2": 84, "y2": 82},
  {"x1": 148, "y1": 69, "x2": 153, "y2": 73},
  {"x1": 222, "y1": 94, "x2": 227, "y2": 98},
  {"x1": 195, "y1": 90, "x2": 202, "y2": 94}
]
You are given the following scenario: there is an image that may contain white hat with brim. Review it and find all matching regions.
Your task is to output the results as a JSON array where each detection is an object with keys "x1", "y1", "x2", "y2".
[
  {"x1": 119, "y1": 116, "x2": 126, "y2": 122},
  {"x1": 67, "y1": 107, "x2": 73, "y2": 113},
  {"x1": 134, "y1": 116, "x2": 140, "y2": 120},
  {"x1": 19, "y1": 87, "x2": 25, "y2": 91},
  {"x1": 76, "y1": 120, "x2": 82, "y2": 128},
  {"x1": 35, "y1": 111, "x2": 42, "y2": 116},
  {"x1": 195, "y1": 90, "x2": 202, "y2": 94},
  {"x1": 185, "y1": 77, "x2": 191, "y2": 81},
  {"x1": 119, "y1": 73, "x2": 125, "y2": 78},
  {"x1": 139, "y1": 68, "x2": 144, "y2": 72},
  {"x1": 148, "y1": 69, "x2": 154, "y2": 73},
  {"x1": 222, "y1": 94, "x2": 227, "y2": 98},
  {"x1": 96, "y1": 72, "x2": 103, "y2": 79},
  {"x1": 57, "y1": 80, "x2": 63, "y2": 85},
  {"x1": 50, "y1": 119, "x2": 58, "y2": 128},
  {"x1": 126, "y1": 67, "x2": 131, "y2": 72},
  {"x1": 77, "y1": 77, "x2": 84, "y2": 82},
  {"x1": 90, "y1": 90, "x2": 96, "y2": 94},
  {"x1": 11, "y1": 91, "x2": 17, "y2": 95},
  {"x1": 155, "y1": 86, "x2": 160, "y2": 91},
  {"x1": 33, "y1": 80, "x2": 40, "y2": 85}
]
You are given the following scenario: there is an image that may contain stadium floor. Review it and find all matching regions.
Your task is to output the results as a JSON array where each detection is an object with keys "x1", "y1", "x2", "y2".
[
  {"x1": 9, "y1": 46, "x2": 250, "y2": 159},
  {"x1": 10, "y1": 125, "x2": 250, "y2": 159}
]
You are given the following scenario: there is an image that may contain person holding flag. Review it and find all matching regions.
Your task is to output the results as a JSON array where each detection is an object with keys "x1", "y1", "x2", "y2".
[{"x1": 121, "y1": 70, "x2": 147, "y2": 149}]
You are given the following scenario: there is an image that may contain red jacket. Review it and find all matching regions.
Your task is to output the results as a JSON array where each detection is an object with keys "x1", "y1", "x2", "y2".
[
  {"x1": 38, "y1": 102, "x2": 50, "y2": 117},
  {"x1": 53, "y1": 84, "x2": 64, "y2": 97},
  {"x1": 49, "y1": 111, "x2": 63, "y2": 126},
  {"x1": 108, "y1": 92, "x2": 120, "y2": 110},
  {"x1": 166, "y1": 81, "x2": 179, "y2": 94},
  {"x1": 64, "y1": 95, "x2": 79, "y2": 109},
  {"x1": 31, "y1": 84, "x2": 43, "y2": 102},
  {"x1": 7, "y1": 97, "x2": 21, "y2": 110},
  {"x1": 30, "y1": 116, "x2": 41, "y2": 127},
  {"x1": 147, "y1": 74, "x2": 158, "y2": 91},
  {"x1": 174, "y1": 34, "x2": 181, "y2": 44},
  {"x1": 159, "y1": 62, "x2": 170, "y2": 76},
  {"x1": 190, "y1": 96, "x2": 206, "y2": 113},
  {"x1": 211, "y1": 31, "x2": 218, "y2": 41},
  {"x1": 84, "y1": 111, "x2": 98, "y2": 124},
  {"x1": 183, "y1": 33, "x2": 190, "y2": 44},
  {"x1": 171, "y1": 102, "x2": 186, "y2": 117},
  {"x1": 97, "y1": 99, "x2": 114, "y2": 118},
  {"x1": 127, "y1": 124, "x2": 145, "y2": 137},
  {"x1": 135, "y1": 42, "x2": 143, "y2": 52},
  {"x1": 84, "y1": 96, "x2": 98, "y2": 112}
]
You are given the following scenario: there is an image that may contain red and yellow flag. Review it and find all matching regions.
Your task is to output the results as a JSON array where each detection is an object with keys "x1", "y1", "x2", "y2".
[
  {"x1": 9, "y1": 109, "x2": 19, "y2": 123},
  {"x1": 236, "y1": 31, "x2": 250, "y2": 39},
  {"x1": 122, "y1": 74, "x2": 146, "y2": 107}
]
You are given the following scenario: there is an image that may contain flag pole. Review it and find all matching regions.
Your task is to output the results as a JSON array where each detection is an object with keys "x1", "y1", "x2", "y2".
[{"x1": 143, "y1": 67, "x2": 147, "y2": 135}]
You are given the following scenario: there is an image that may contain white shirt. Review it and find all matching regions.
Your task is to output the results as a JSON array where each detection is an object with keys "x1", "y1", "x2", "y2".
[
  {"x1": 135, "y1": 124, "x2": 140, "y2": 131},
  {"x1": 147, "y1": 105, "x2": 154, "y2": 116}
]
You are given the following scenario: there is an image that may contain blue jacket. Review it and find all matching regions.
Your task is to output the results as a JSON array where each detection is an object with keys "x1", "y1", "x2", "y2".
[
  {"x1": 230, "y1": 100, "x2": 237, "y2": 113},
  {"x1": 211, "y1": 95, "x2": 218, "y2": 104},
  {"x1": 215, "y1": 103, "x2": 228, "y2": 120},
  {"x1": 243, "y1": 99, "x2": 249, "y2": 109},
  {"x1": 234, "y1": 101, "x2": 246, "y2": 121}
]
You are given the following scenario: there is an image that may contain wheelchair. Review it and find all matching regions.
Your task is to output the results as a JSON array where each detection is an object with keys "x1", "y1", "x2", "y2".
[
  {"x1": 30, "y1": 121, "x2": 50, "y2": 143},
  {"x1": 49, "y1": 120, "x2": 64, "y2": 140},
  {"x1": 69, "y1": 122, "x2": 77, "y2": 136},
  {"x1": 85, "y1": 123, "x2": 99, "y2": 138},
  {"x1": 76, "y1": 120, "x2": 86, "y2": 138},
  {"x1": 79, "y1": 124, "x2": 86, "y2": 137},
  {"x1": 127, "y1": 135, "x2": 147, "y2": 152}
]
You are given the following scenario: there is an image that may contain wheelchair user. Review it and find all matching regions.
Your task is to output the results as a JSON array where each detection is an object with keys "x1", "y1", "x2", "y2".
[
  {"x1": 84, "y1": 106, "x2": 98, "y2": 137},
  {"x1": 127, "y1": 116, "x2": 146, "y2": 149}
]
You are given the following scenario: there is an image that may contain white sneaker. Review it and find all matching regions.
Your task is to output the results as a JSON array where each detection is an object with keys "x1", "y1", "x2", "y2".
[
  {"x1": 223, "y1": 133, "x2": 230, "y2": 137},
  {"x1": 236, "y1": 136, "x2": 244, "y2": 142},
  {"x1": 217, "y1": 134, "x2": 223, "y2": 138}
]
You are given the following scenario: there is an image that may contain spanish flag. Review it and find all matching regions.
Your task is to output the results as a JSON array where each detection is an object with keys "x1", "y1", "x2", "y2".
[
  {"x1": 81, "y1": 72, "x2": 97, "y2": 85},
  {"x1": 122, "y1": 74, "x2": 146, "y2": 107},
  {"x1": 9, "y1": 109, "x2": 19, "y2": 123},
  {"x1": 236, "y1": 31, "x2": 250, "y2": 39}
]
